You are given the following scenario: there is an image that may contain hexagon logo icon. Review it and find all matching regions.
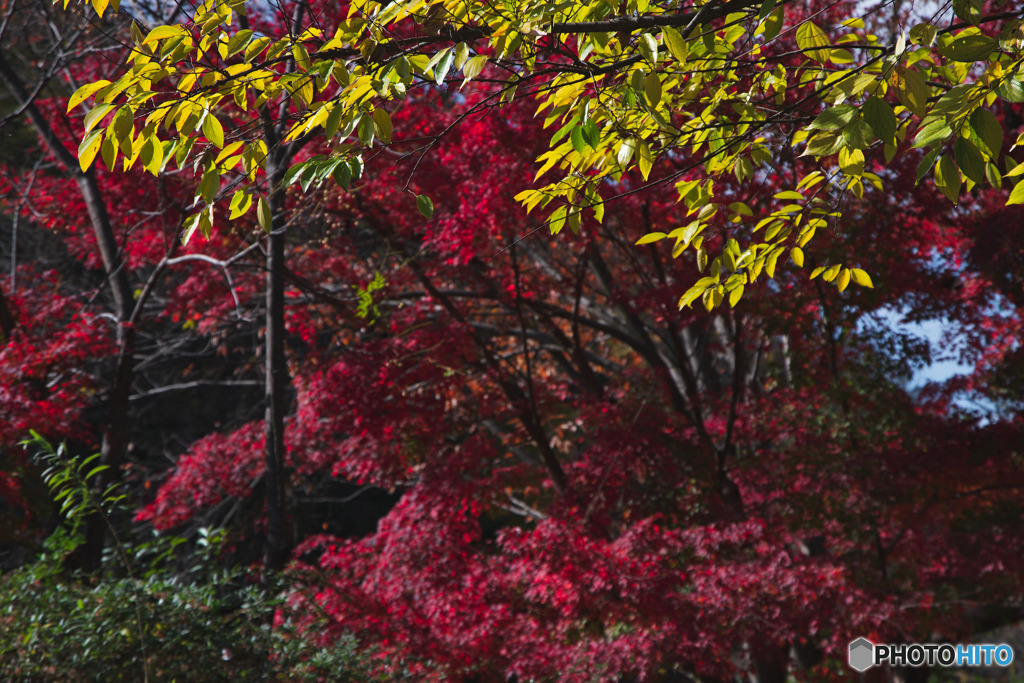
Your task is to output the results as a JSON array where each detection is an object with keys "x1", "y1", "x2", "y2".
[{"x1": 849, "y1": 637, "x2": 875, "y2": 672}]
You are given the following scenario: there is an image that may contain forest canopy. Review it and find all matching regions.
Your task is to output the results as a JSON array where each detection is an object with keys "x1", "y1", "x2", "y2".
[{"x1": 68, "y1": 0, "x2": 1024, "y2": 308}]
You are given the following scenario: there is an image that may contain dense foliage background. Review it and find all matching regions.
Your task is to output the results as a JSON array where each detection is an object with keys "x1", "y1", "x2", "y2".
[{"x1": 1, "y1": 0, "x2": 1023, "y2": 680}]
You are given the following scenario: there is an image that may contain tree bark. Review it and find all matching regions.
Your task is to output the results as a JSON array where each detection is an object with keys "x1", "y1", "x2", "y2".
[
  {"x1": 261, "y1": 143, "x2": 291, "y2": 573},
  {"x1": 0, "y1": 50, "x2": 135, "y2": 572},
  {"x1": 0, "y1": 285, "x2": 14, "y2": 343}
]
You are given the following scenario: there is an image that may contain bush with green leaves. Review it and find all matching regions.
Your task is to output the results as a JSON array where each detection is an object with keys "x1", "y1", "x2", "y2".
[
  {"x1": 0, "y1": 436, "x2": 381, "y2": 682},
  {"x1": 0, "y1": 567, "x2": 379, "y2": 681}
]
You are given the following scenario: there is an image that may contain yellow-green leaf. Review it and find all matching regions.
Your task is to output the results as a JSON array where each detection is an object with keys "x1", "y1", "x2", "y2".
[
  {"x1": 84, "y1": 104, "x2": 115, "y2": 134},
  {"x1": 636, "y1": 232, "x2": 667, "y2": 245},
  {"x1": 372, "y1": 108, "x2": 393, "y2": 144},
  {"x1": 643, "y1": 72, "x2": 662, "y2": 107},
  {"x1": 728, "y1": 284, "x2": 744, "y2": 307},
  {"x1": 78, "y1": 130, "x2": 103, "y2": 172},
  {"x1": 463, "y1": 55, "x2": 487, "y2": 80},
  {"x1": 1007, "y1": 179, "x2": 1024, "y2": 205},
  {"x1": 662, "y1": 26, "x2": 687, "y2": 63},
  {"x1": 892, "y1": 67, "x2": 930, "y2": 117},
  {"x1": 839, "y1": 147, "x2": 865, "y2": 176},
  {"x1": 850, "y1": 268, "x2": 874, "y2": 287},
  {"x1": 181, "y1": 213, "x2": 202, "y2": 246},
  {"x1": 795, "y1": 21, "x2": 830, "y2": 63},
  {"x1": 257, "y1": 197, "x2": 273, "y2": 232},
  {"x1": 417, "y1": 193, "x2": 434, "y2": 219},
  {"x1": 90, "y1": 0, "x2": 118, "y2": 18},
  {"x1": 637, "y1": 142, "x2": 653, "y2": 180},
  {"x1": 229, "y1": 189, "x2": 253, "y2": 219},
  {"x1": 202, "y1": 114, "x2": 225, "y2": 148},
  {"x1": 67, "y1": 81, "x2": 111, "y2": 112}
]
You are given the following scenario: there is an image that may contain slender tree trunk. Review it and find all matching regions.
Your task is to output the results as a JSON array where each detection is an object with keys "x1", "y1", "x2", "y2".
[
  {"x1": 261, "y1": 151, "x2": 290, "y2": 572},
  {"x1": 0, "y1": 285, "x2": 14, "y2": 343},
  {"x1": 0, "y1": 51, "x2": 135, "y2": 572}
]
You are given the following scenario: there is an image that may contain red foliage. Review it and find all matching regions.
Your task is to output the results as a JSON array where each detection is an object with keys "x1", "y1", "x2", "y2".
[
  {"x1": 3, "y1": 5, "x2": 1024, "y2": 679},
  {"x1": 131, "y1": 89, "x2": 1024, "y2": 679}
]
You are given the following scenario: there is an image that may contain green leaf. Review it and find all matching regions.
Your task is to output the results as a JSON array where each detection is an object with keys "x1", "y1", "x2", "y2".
[
  {"x1": 934, "y1": 155, "x2": 962, "y2": 203},
  {"x1": 808, "y1": 105, "x2": 857, "y2": 131},
  {"x1": 986, "y1": 161, "x2": 1002, "y2": 188},
  {"x1": 181, "y1": 213, "x2": 202, "y2": 245},
  {"x1": 953, "y1": 136, "x2": 986, "y2": 184},
  {"x1": 762, "y1": 5, "x2": 784, "y2": 42},
  {"x1": 332, "y1": 161, "x2": 352, "y2": 189},
  {"x1": 952, "y1": 0, "x2": 982, "y2": 24},
  {"x1": 894, "y1": 68, "x2": 930, "y2": 117},
  {"x1": 226, "y1": 29, "x2": 254, "y2": 57},
  {"x1": 100, "y1": 136, "x2": 117, "y2": 171},
  {"x1": 842, "y1": 119, "x2": 873, "y2": 150},
  {"x1": 909, "y1": 22, "x2": 938, "y2": 46},
  {"x1": 434, "y1": 50, "x2": 454, "y2": 85},
  {"x1": 916, "y1": 148, "x2": 939, "y2": 184},
  {"x1": 969, "y1": 108, "x2": 1003, "y2": 157},
  {"x1": 570, "y1": 126, "x2": 585, "y2": 154},
  {"x1": 862, "y1": 97, "x2": 897, "y2": 144},
  {"x1": 357, "y1": 113, "x2": 375, "y2": 146},
  {"x1": 996, "y1": 78, "x2": 1024, "y2": 103},
  {"x1": 112, "y1": 107, "x2": 134, "y2": 142},
  {"x1": 937, "y1": 34, "x2": 996, "y2": 62},
  {"x1": 913, "y1": 119, "x2": 953, "y2": 149},
  {"x1": 454, "y1": 41, "x2": 469, "y2": 69},
  {"x1": 416, "y1": 194, "x2": 434, "y2": 219},
  {"x1": 802, "y1": 132, "x2": 842, "y2": 157},
  {"x1": 198, "y1": 169, "x2": 220, "y2": 203}
]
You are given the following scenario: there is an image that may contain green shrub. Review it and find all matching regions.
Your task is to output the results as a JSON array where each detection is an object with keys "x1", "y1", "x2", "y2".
[
  {"x1": 0, "y1": 565, "x2": 377, "y2": 681},
  {"x1": 0, "y1": 435, "x2": 380, "y2": 681}
]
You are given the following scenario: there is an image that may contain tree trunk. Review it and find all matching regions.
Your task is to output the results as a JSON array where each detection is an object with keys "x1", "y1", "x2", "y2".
[
  {"x1": 261, "y1": 152, "x2": 290, "y2": 573},
  {"x1": 0, "y1": 51, "x2": 135, "y2": 572}
]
